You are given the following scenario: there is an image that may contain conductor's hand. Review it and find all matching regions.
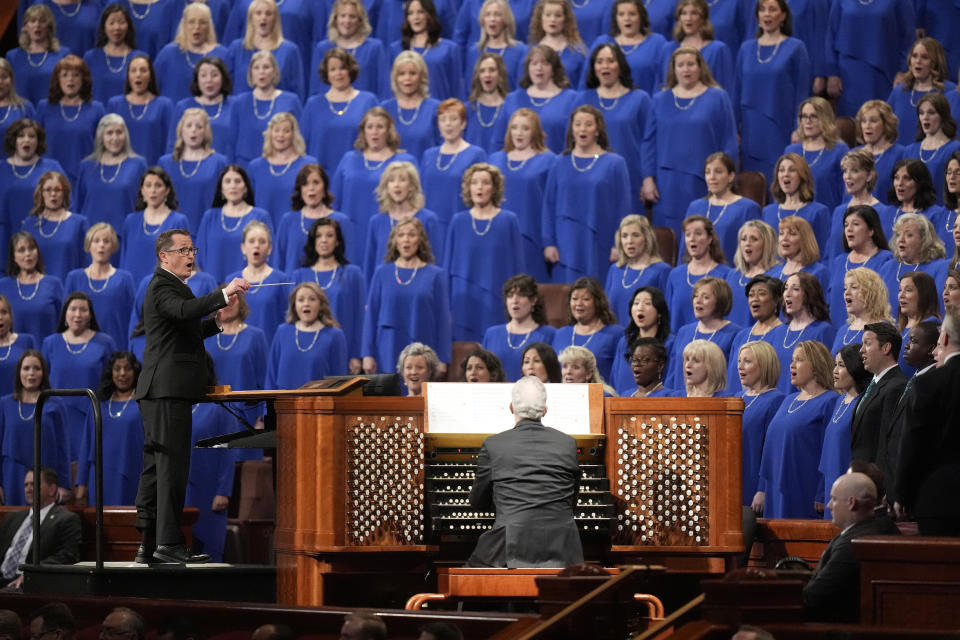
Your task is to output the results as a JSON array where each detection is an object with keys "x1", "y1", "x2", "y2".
[{"x1": 224, "y1": 277, "x2": 251, "y2": 298}]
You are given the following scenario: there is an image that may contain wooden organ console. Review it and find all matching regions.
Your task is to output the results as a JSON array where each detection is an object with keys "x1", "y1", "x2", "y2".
[{"x1": 208, "y1": 382, "x2": 744, "y2": 607}]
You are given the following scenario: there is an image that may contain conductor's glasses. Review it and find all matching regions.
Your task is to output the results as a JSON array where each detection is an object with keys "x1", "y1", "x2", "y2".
[{"x1": 162, "y1": 247, "x2": 199, "y2": 256}]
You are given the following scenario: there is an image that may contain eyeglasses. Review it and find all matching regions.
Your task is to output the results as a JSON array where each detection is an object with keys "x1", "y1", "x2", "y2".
[
  {"x1": 629, "y1": 357, "x2": 659, "y2": 367},
  {"x1": 799, "y1": 113, "x2": 819, "y2": 121},
  {"x1": 946, "y1": 169, "x2": 960, "y2": 178},
  {"x1": 41, "y1": 187, "x2": 63, "y2": 194},
  {"x1": 162, "y1": 247, "x2": 199, "y2": 256}
]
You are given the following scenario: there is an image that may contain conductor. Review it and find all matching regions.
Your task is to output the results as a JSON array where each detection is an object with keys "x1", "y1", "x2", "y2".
[
  {"x1": 134, "y1": 229, "x2": 250, "y2": 564},
  {"x1": 466, "y1": 376, "x2": 584, "y2": 568}
]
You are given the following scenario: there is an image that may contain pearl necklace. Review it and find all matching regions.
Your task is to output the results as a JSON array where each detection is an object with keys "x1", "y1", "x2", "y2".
[
  {"x1": 16, "y1": 277, "x2": 40, "y2": 300},
  {"x1": 506, "y1": 156, "x2": 530, "y2": 171},
  {"x1": 782, "y1": 322, "x2": 808, "y2": 348},
  {"x1": 108, "y1": 393, "x2": 134, "y2": 417},
  {"x1": 756, "y1": 38, "x2": 783, "y2": 64},
  {"x1": 706, "y1": 199, "x2": 729, "y2": 225},
  {"x1": 570, "y1": 327, "x2": 598, "y2": 347},
  {"x1": 64, "y1": 335, "x2": 91, "y2": 354},
  {"x1": 474, "y1": 101, "x2": 503, "y2": 127},
  {"x1": 37, "y1": 214, "x2": 66, "y2": 238},
  {"x1": 104, "y1": 49, "x2": 129, "y2": 73},
  {"x1": 786, "y1": 394, "x2": 810, "y2": 414},
  {"x1": 841, "y1": 325, "x2": 862, "y2": 345},
  {"x1": 18, "y1": 401, "x2": 35, "y2": 421},
  {"x1": 128, "y1": 0, "x2": 152, "y2": 20},
  {"x1": 313, "y1": 265, "x2": 338, "y2": 290},
  {"x1": 268, "y1": 158, "x2": 295, "y2": 176},
  {"x1": 59, "y1": 102, "x2": 83, "y2": 122},
  {"x1": 397, "y1": 101, "x2": 422, "y2": 125},
  {"x1": 253, "y1": 92, "x2": 277, "y2": 120},
  {"x1": 128, "y1": 98, "x2": 150, "y2": 121},
  {"x1": 529, "y1": 93, "x2": 555, "y2": 107},
  {"x1": 505, "y1": 328, "x2": 532, "y2": 350},
  {"x1": 201, "y1": 99, "x2": 224, "y2": 120},
  {"x1": 435, "y1": 148, "x2": 461, "y2": 171},
  {"x1": 294, "y1": 326, "x2": 320, "y2": 352},
  {"x1": 919, "y1": 143, "x2": 943, "y2": 164},
  {"x1": 27, "y1": 51, "x2": 49, "y2": 68},
  {"x1": 802, "y1": 145, "x2": 824, "y2": 166},
  {"x1": 220, "y1": 209, "x2": 246, "y2": 233},
  {"x1": 672, "y1": 91, "x2": 697, "y2": 111},
  {"x1": 363, "y1": 154, "x2": 388, "y2": 170},
  {"x1": 831, "y1": 396, "x2": 854, "y2": 423},
  {"x1": 571, "y1": 153, "x2": 599, "y2": 172},
  {"x1": 141, "y1": 212, "x2": 164, "y2": 236},
  {"x1": 86, "y1": 268, "x2": 112, "y2": 293},
  {"x1": 179, "y1": 157, "x2": 203, "y2": 178},
  {"x1": 740, "y1": 391, "x2": 761, "y2": 411},
  {"x1": 11, "y1": 159, "x2": 39, "y2": 179},
  {"x1": 693, "y1": 324, "x2": 719, "y2": 342},
  {"x1": 621, "y1": 263, "x2": 647, "y2": 288},
  {"x1": 394, "y1": 263, "x2": 419, "y2": 285},
  {"x1": 685, "y1": 263, "x2": 712, "y2": 287},
  {"x1": 471, "y1": 214, "x2": 494, "y2": 236},
  {"x1": 0, "y1": 336, "x2": 13, "y2": 362},
  {"x1": 216, "y1": 327, "x2": 242, "y2": 350},
  {"x1": 597, "y1": 94, "x2": 621, "y2": 111},
  {"x1": 99, "y1": 159, "x2": 124, "y2": 184}
]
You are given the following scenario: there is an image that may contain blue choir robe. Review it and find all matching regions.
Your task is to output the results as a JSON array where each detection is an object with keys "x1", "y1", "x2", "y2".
[
  {"x1": 554, "y1": 46, "x2": 587, "y2": 91},
  {"x1": 129, "y1": 335, "x2": 144, "y2": 360},
  {"x1": 831, "y1": 324, "x2": 866, "y2": 356},
  {"x1": 722, "y1": 323, "x2": 788, "y2": 395},
  {"x1": 783, "y1": 142, "x2": 850, "y2": 212},
  {"x1": 589, "y1": 34, "x2": 666, "y2": 97},
  {"x1": 772, "y1": 320, "x2": 834, "y2": 392},
  {"x1": 685, "y1": 197, "x2": 761, "y2": 263},
  {"x1": 667, "y1": 320, "x2": 742, "y2": 390},
  {"x1": 724, "y1": 269, "x2": 764, "y2": 327},
  {"x1": 171, "y1": 98, "x2": 238, "y2": 162},
  {"x1": 481, "y1": 323, "x2": 557, "y2": 382},
  {"x1": 443, "y1": 209, "x2": 524, "y2": 342},
  {"x1": 224, "y1": 268, "x2": 289, "y2": 346},
  {"x1": 420, "y1": 144, "x2": 487, "y2": 252},
  {"x1": 76, "y1": 397, "x2": 144, "y2": 506},
  {"x1": 27, "y1": 0, "x2": 101, "y2": 57},
  {"x1": 0, "y1": 395, "x2": 69, "y2": 506},
  {"x1": 227, "y1": 39, "x2": 305, "y2": 100},
  {"x1": 743, "y1": 0, "x2": 829, "y2": 79},
  {"x1": 765, "y1": 262, "x2": 830, "y2": 301},
  {"x1": 646, "y1": 0, "x2": 678, "y2": 36},
  {"x1": 122, "y1": 0, "x2": 180, "y2": 59},
  {"x1": 642, "y1": 87, "x2": 738, "y2": 233},
  {"x1": 330, "y1": 151, "x2": 428, "y2": 266},
  {"x1": 735, "y1": 37, "x2": 811, "y2": 180},
  {"x1": 826, "y1": 201, "x2": 896, "y2": 264},
  {"x1": 757, "y1": 390, "x2": 835, "y2": 518},
  {"x1": 464, "y1": 43, "x2": 528, "y2": 92},
  {"x1": 380, "y1": 97, "x2": 441, "y2": 160},
  {"x1": 266, "y1": 323, "x2": 349, "y2": 388},
  {"x1": 904, "y1": 139, "x2": 960, "y2": 205},
  {"x1": 570, "y1": 1, "x2": 607, "y2": 50},
  {"x1": 154, "y1": 44, "x2": 231, "y2": 105},
  {"x1": 740, "y1": 388, "x2": 785, "y2": 506},
  {"x1": 158, "y1": 152, "x2": 229, "y2": 233},
  {"x1": 888, "y1": 82, "x2": 958, "y2": 146},
  {"x1": 934, "y1": 208, "x2": 959, "y2": 252},
  {"x1": 826, "y1": 250, "x2": 893, "y2": 329},
  {"x1": 363, "y1": 209, "x2": 441, "y2": 281},
  {"x1": 824, "y1": 0, "x2": 915, "y2": 117},
  {"x1": 488, "y1": 150, "x2": 555, "y2": 282},
  {"x1": 245, "y1": 155, "x2": 317, "y2": 228},
  {"x1": 879, "y1": 258, "x2": 949, "y2": 316},
  {"x1": 0, "y1": 157, "x2": 65, "y2": 265},
  {"x1": 274, "y1": 210, "x2": 351, "y2": 274},
  {"x1": 310, "y1": 39, "x2": 390, "y2": 99},
  {"x1": 856, "y1": 144, "x2": 906, "y2": 206},
  {"x1": 75, "y1": 156, "x2": 150, "y2": 235},
  {"x1": 703, "y1": 0, "x2": 753, "y2": 56},
  {"x1": 84, "y1": 49, "x2": 149, "y2": 105},
  {"x1": 204, "y1": 323, "x2": 269, "y2": 432},
  {"x1": 660, "y1": 40, "x2": 735, "y2": 94},
  {"x1": 464, "y1": 101, "x2": 510, "y2": 155},
  {"x1": 302, "y1": 91, "x2": 380, "y2": 174},
  {"x1": 889, "y1": 204, "x2": 945, "y2": 239},
  {"x1": 119, "y1": 210, "x2": 193, "y2": 283},
  {"x1": 375, "y1": 0, "x2": 457, "y2": 45},
  {"x1": 0, "y1": 276, "x2": 63, "y2": 342},
  {"x1": 603, "y1": 261, "x2": 671, "y2": 328},
  {"x1": 919, "y1": 0, "x2": 960, "y2": 81},
  {"x1": 452, "y1": 0, "x2": 533, "y2": 50},
  {"x1": 389, "y1": 40, "x2": 464, "y2": 100},
  {"x1": 819, "y1": 393, "x2": 857, "y2": 519},
  {"x1": 609, "y1": 332, "x2": 676, "y2": 396},
  {"x1": 948, "y1": 84, "x2": 960, "y2": 123},
  {"x1": 36, "y1": 99, "x2": 104, "y2": 184},
  {"x1": 64, "y1": 268, "x2": 137, "y2": 350},
  {"x1": 664, "y1": 263, "x2": 733, "y2": 332},
  {"x1": 551, "y1": 324, "x2": 622, "y2": 382},
  {"x1": 497, "y1": 89, "x2": 580, "y2": 154},
  {"x1": 290, "y1": 264, "x2": 366, "y2": 360},
  {"x1": 542, "y1": 152, "x2": 631, "y2": 283},
  {"x1": 185, "y1": 402, "x2": 237, "y2": 562},
  {"x1": 231, "y1": 91, "x2": 303, "y2": 165},
  {"x1": 361, "y1": 263, "x2": 452, "y2": 367},
  {"x1": 6, "y1": 48, "x2": 71, "y2": 107},
  {"x1": 196, "y1": 206, "x2": 274, "y2": 282},
  {"x1": 106, "y1": 95, "x2": 174, "y2": 165},
  {"x1": 579, "y1": 89, "x2": 653, "y2": 214},
  {"x1": 761, "y1": 201, "x2": 831, "y2": 255},
  {"x1": 41, "y1": 331, "x2": 117, "y2": 458},
  {"x1": 223, "y1": 0, "x2": 315, "y2": 81},
  {"x1": 0, "y1": 335, "x2": 38, "y2": 398},
  {"x1": 128, "y1": 270, "x2": 219, "y2": 337},
  {"x1": 0, "y1": 101, "x2": 36, "y2": 146},
  {"x1": 20, "y1": 213, "x2": 90, "y2": 282}
]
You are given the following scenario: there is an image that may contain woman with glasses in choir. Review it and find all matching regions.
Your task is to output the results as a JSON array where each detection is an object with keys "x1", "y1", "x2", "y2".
[
  {"x1": 482, "y1": 274, "x2": 556, "y2": 382},
  {"x1": 120, "y1": 167, "x2": 192, "y2": 284},
  {"x1": 761, "y1": 153, "x2": 830, "y2": 252},
  {"x1": 276, "y1": 163, "x2": 350, "y2": 274},
  {"x1": 22, "y1": 171, "x2": 88, "y2": 282},
  {"x1": 608, "y1": 285, "x2": 672, "y2": 396},
  {"x1": 0, "y1": 61, "x2": 37, "y2": 143},
  {"x1": 552, "y1": 276, "x2": 621, "y2": 381},
  {"x1": 0, "y1": 296, "x2": 38, "y2": 398},
  {"x1": 830, "y1": 267, "x2": 892, "y2": 354},
  {"x1": 669, "y1": 276, "x2": 741, "y2": 390},
  {"x1": 390, "y1": 0, "x2": 463, "y2": 100},
  {"x1": 660, "y1": 0, "x2": 734, "y2": 93},
  {"x1": 233, "y1": 51, "x2": 302, "y2": 166},
  {"x1": 879, "y1": 213, "x2": 948, "y2": 315},
  {"x1": 310, "y1": 0, "x2": 388, "y2": 99},
  {"x1": 724, "y1": 274, "x2": 785, "y2": 395},
  {"x1": 84, "y1": 4, "x2": 146, "y2": 105},
  {"x1": 226, "y1": 0, "x2": 304, "y2": 100},
  {"x1": 855, "y1": 100, "x2": 906, "y2": 206},
  {"x1": 589, "y1": 0, "x2": 665, "y2": 96},
  {"x1": 170, "y1": 56, "x2": 237, "y2": 163},
  {"x1": 827, "y1": 151, "x2": 895, "y2": 263},
  {"x1": 7, "y1": 5, "x2": 71, "y2": 106},
  {"x1": 941, "y1": 151, "x2": 960, "y2": 252},
  {"x1": 736, "y1": 340, "x2": 783, "y2": 506},
  {"x1": 465, "y1": 0, "x2": 528, "y2": 92},
  {"x1": 106, "y1": 55, "x2": 173, "y2": 165},
  {"x1": 397, "y1": 342, "x2": 441, "y2": 396},
  {"x1": 783, "y1": 97, "x2": 848, "y2": 211},
  {"x1": 246, "y1": 112, "x2": 316, "y2": 225},
  {"x1": 724, "y1": 220, "x2": 779, "y2": 327},
  {"x1": 906, "y1": 94, "x2": 960, "y2": 205},
  {"x1": 826, "y1": 206, "x2": 892, "y2": 329},
  {"x1": 887, "y1": 38, "x2": 954, "y2": 146},
  {"x1": 685, "y1": 152, "x2": 761, "y2": 262},
  {"x1": 604, "y1": 215, "x2": 669, "y2": 327},
  {"x1": 155, "y1": 4, "x2": 230, "y2": 105},
  {"x1": 665, "y1": 215, "x2": 731, "y2": 332},
  {"x1": 623, "y1": 337, "x2": 675, "y2": 398},
  {"x1": 464, "y1": 53, "x2": 510, "y2": 154},
  {"x1": 773, "y1": 272, "x2": 833, "y2": 392},
  {"x1": 225, "y1": 221, "x2": 288, "y2": 345},
  {"x1": 381, "y1": 52, "x2": 440, "y2": 160},
  {"x1": 0, "y1": 233, "x2": 63, "y2": 342},
  {"x1": 680, "y1": 339, "x2": 726, "y2": 398},
  {"x1": 520, "y1": 341, "x2": 562, "y2": 382}
]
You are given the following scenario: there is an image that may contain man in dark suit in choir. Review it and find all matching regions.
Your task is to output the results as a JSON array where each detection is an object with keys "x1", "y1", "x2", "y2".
[
  {"x1": 0, "y1": 468, "x2": 80, "y2": 589},
  {"x1": 802, "y1": 472, "x2": 900, "y2": 622},
  {"x1": 135, "y1": 229, "x2": 249, "y2": 564},
  {"x1": 466, "y1": 376, "x2": 583, "y2": 568},
  {"x1": 896, "y1": 310, "x2": 960, "y2": 535},
  {"x1": 851, "y1": 322, "x2": 908, "y2": 464}
]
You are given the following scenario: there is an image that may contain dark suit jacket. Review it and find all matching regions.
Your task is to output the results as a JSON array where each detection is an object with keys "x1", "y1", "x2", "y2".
[
  {"x1": 802, "y1": 514, "x2": 901, "y2": 622},
  {"x1": 876, "y1": 368, "x2": 930, "y2": 504},
  {"x1": 896, "y1": 355, "x2": 960, "y2": 515},
  {"x1": 850, "y1": 366, "x2": 908, "y2": 464},
  {"x1": 0, "y1": 505, "x2": 81, "y2": 571},
  {"x1": 136, "y1": 268, "x2": 226, "y2": 401},
  {"x1": 466, "y1": 419, "x2": 584, "y2": 568}
]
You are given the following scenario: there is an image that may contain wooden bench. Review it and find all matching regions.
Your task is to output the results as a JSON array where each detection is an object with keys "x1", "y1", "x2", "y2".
[{"x1": 749, "y1": 519, "x2": 839, "y2": 569}]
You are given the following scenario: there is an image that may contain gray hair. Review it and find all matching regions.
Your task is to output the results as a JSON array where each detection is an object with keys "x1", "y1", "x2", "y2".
[
  {"x1": 512, "y1": 375, "x2": 547, "y2": 420},
  {"x1": 944, "y1": 308, "x2": 960, "y2": 343},
  {"x1": 396, "y1": 341, "x2": 439, "y2": 377},
  {"x1": 86, "y1": 113, "x2": 137, "y2": 162}
]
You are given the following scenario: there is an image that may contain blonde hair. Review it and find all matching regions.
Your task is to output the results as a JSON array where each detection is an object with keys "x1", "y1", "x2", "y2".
[
  {"x1": 841, "y1": 148, "x2": 878, "y2": 191},
  {"x1": 502, "y1": 108, "x2": 548, "y2": 152},
  {"x1": 284, "y1": 281, "x2": 339, "y2": 326},
  {"x1": 0, "y1": 60, "x2": 27, "y2": 107},
  {"x1": 174, "y1": 3, "x2": 218, "y2": 50},
  {"x1": 892, "y1": 213, "x2": 947, "y2": 263},
  {"x1": 246, "y1": 50, "x2": 281, "y2": 88},
  {"x1": 558, "y1": 345, "x2": 616, "y2": 394},
  {"x1": 844, "y1": 267, "x2": 893, "y2": 325},
  {"x1": 262, "y1": 112, "x2": 306, "y2": 157},
  {"x1": 460, "y1": 163, "x2": 504, "y2": 207},
  {"x1": 328, "y1": 0, "x2": 373, "y2": 41},
  {"x1": 665, "y1": 46, "x2": 718, "y2": 88},
  {"x1": 375, "y1": 161, "x2": 425, "y2": 212},
  {"x1": 795, "y1": 340, "x2": 835, "y2": 391},
  {"x1": 354, "y1": 106, "x2": 402, "y2": 152},
  {"x1": 384, "y1": 217, "x2": 435, "y2": 263},
  {"x1": 86, "y1": 113, "x2": 137, "y2": 162},
  {"x1": 83, "y1": 222, "x2": 119, "y2": 254},
  {"x1": 477, "y1": 0, "x2": 518, "y2": 48},
  {"x1": 794, "y1": 97, "x2": 841, "y2": 147},
  {"x1": 242, "y1": 219, "x2": 273, "y2": 244},
  {"x1": 20, "y1": 5, "x2": 60, "y2": 51},
  {"x1": 172, "y1": 108, "x2": 213, "y2": 160},
  {"x1": 733, "y1": 220, "x2": 778, "y2": 273},
  {"x1": 738, "y1": 341, "x2": 780, "y2": 391},
  {"x1": 855, "y1": 100, "x2": 899, "y2": 145},
  {"x1": 778, "y1": 216, "x2": 819, "y2": 266},
  {"x1": 242, "y1": 0, "x2": 284, "y2": 50},
  {"x1": 390, "y1": 51, "x2": 430, "y2": 98},
  {"x1": 614, "y1": 214, "x2": 661, "y2": 267},
  {"x1": 671, "y1": 0, "x2": 714, "y2": 42},
  {"x1": 682, "y1": 339, "x2": 726, "y2": 396}
]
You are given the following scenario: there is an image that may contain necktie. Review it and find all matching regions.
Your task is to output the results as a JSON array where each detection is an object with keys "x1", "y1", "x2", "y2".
[
  {"x1": 856, "y1": 378, "x2": 877, "y2": 416},
  {"x1": 900, "y1": 374, "x2": 917, "y2": 403},
  {"x1": 2, "y1": 513, "x2": 32, "y2": 579}
]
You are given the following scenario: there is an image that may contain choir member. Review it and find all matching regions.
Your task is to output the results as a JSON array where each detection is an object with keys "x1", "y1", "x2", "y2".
[
  {"x1": 623, "y1": 337, "x2": 675, "y2": 398},
  {"x1": 944, "y1": 268, "x2": 960, "y2": 309},
  {"x1": 904, "y1": 94, "x2": 960, "y2": 205},
  {"x1": 761, "y1": 153, "x2": 830, "y2": 251},
  {"x1": 481, "y1": 274, "x2": 556, "y2": 382},
  {"x1": 226, "y1": 220, "x2": 289, "y2": 345},
  {"x1": 680, "y1": 339, "x2": 726, "y2": 398},
  {"x1": 276, "y1": 163, "x2": 350, "y2": 274},
  {"x1": 454, "y1": 0, "x2": 532, "y2": 55},
  {"x1": 397, "y1": 341, "x2": 441, "y2": 396},
  {"x1": 226, "y1": 0, "x2": 304, "y2": 100},
  {"x1": 120, "y1": 166, "x2": 191, "y2": 283},
  {"x1": 668, "y1": 276, "x2": 741, "y2": 390},
  {"x1": 464, "y1": 0, "x2": 528, "y2": 92},
  {"x1": 551, "y1": 276, "x2": 621, "y2": 381},
  {"x1": 309, "y1": 0, "x2": 389, "y2": 99},
  {"x1": 830, "y1": 267, "x2": 892, "y2": 355},
  {"x1": 660, "y1": 0, "x2": 735, "y2": 93},
  {"x1": 381, "y1": 51, "x2": 440, "y2": 160},
  {"x1": 589, "y1": 0, "x2": 666, "y2": 96},
  {"x1": 154, "y1": 3, "x2": 229, "y2": 105},
  {"x1": 520, "y1": 341, "x2": 562, "y2": 382},
  {"x1": 170, "y1": 56, "x2": 237, "y2": 162},
  {"x1": 942, "y1": 151, "x2": 960, "y2": 251},
  {"x1": 724, "y1": 274, "x2": 786, "y2": 394},
  {"x1": 879, "y1": 213, "x2": 949, "y2": 314},
  {"x1": 783, "y1": 97, "x2": 848, "y2": 212},
  {"x1": 828, "y1": 151, "x2": 895, "y2": 263},
  {"x1": 7, "y1": 5, "x2": 71, "y2": 106},
  {"x1": 855, "y1": 100, "x2": 905, "y2": 206},
  {"x1": 608, "y1": 285, "x2": 672, "y2": 396},
  {"x1": 460, "y1": 347, "x2": 506, "y2": 382},
  {"x1": 245, "y1": 112, "x2": 316, "y2": 225},
  {"x1": 232, "y1": 52, "x2": 302, "y2": 166},
  {"x1": 27, "y1": 0, "x2": 99, "y2": 63},
  {"x1": 685, "y1": 152, "x2": 761, "y2": 262},
  {"x1": 604, "y1": 214, "x2": 670, "y2": 327},
  {"x1": 725, "y1": 220, "x2": 779, "y2": 326},
  {"x1": 223, "y1": 0, "x2": 314, "y2": 86},
  {"x1": 558, "y1": 344, "x2": 616, "y2": 396},
  {"x1": 0, "y1": 59, "x2": 37, "y2": 143},
  {"x1": 887, "y1": 38, "x2": 955, "y2": 146},
  {"x1": 664, "y1": 215, "x2": 731, "y2": 332},
  {"x1": 389, "y1": 0, "x2": 463, "y2": 101},
  {"x1": 0, "y1": 233, "x2": 63, "y2": 342},
  {"x1": 21, "y1": 171, "x2": 89, "y2": 281},
  {"x1": 84, "y1": 4, "x2": 146, "y2": 104},
  {"x1": 186, "y1": 400, "x2": 237, "y2": 561},
  {"x1": 527, "y1": 0, "x2": 587, "y2": 88},
  {"x1": 736, "y1": 340, "x2": 784, "y2": 505},
  {"x1": 774, "y1": 272, "x2": 834, "y2": 392},
  {"x1": 767, "y1": 216, "x2": 828, "y2": 295},
  {"x1": 124, "y1": 0, "x2": 182, "y2": 59},
  {"x1": 107, "y1": 55, "x2": 174, "y2": 165},
  {"x1": 464, "y1": 53, "x2": 510, "y2": 154},
  {"x1": 827, "y1": 206, "x2": 893, "y2": 329},
  {"x1": 895, "y1": 271, "x2": 941, "y2": 376},
  {"x1": 0, "y1": 296, "x2": 38, "y2": 398}
]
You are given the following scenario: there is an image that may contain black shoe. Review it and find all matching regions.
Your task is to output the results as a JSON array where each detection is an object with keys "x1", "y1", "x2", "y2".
[
  {"x1": 134, "y1": 545, "x2": 157, "y2": 564},
  {"x1": 153, "y1": 545, "x2": 211, "y2": 564}
]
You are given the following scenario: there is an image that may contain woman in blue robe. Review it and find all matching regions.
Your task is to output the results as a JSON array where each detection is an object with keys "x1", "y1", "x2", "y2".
[
  {"x1": 225, "y1": 220, "x2": 289, "y2": 346},
  {"x1": 667, "y1": 276, "x2": 741, "y2": 390},
  {"x1": 772, "y1": 272, "x2": 834, "y2": 392},
  {"x1": 170, "y1": 57, "x2": 238, "y2": 163},
  {"x1": 589, "y1": 0, "x2": 667, "y2": 97},
  {"x1": 580, "y1": 43, "x2": 652, "y2": 215},
  {"x1": 481, "y1": 274, "x2": 556, "y2": 381},
  {"x1": 154, "y1": 4, "x2": 230, "y2": 105},
  {"x1": 64, "y1": 223, "x2": 136, "y2": 350},
  {"x1": 331, "y1": 108, "x2": 420, "y2": 266},
  {"x1": 302, "y1": 50, "x2": 379, "y2": 176},
  {"x1": 7, "y1": 6, "x2": 71, "y2": 106},
  {"x1": 829, "y1": 268, "x2": 893, "y2": 355},
  {"x1": 894, "y1": 271, "x2": 942, "y2": 377},
  {"x1": 120, "y1": 166, "x2": 193, "y2": 283},
  {"x1": 361, "y1": 217, "x2": 452, "y2": 375},
  {"x1": 76, "y1": 115, "x2": 149, "y2": 236},
  {"x1": 755, "y1": 339, "x2": 836, "y2": 519},
  {"x1": 658, "y1": 0, "x2": 735, "y2": 94},
  {"x1": 196, "y1": 164, "x2": 274, "y2": 281},
  {"x1": 0, "y1": 62, "x2": 36, "y2": 146},
  {"x1": 275, "y1": 163, "x2": 351, "y2": 274},
  {"x1": 685, "y1": 152, "x2": 761, "y2": 263},
  {"x1": 0, "y1": 233, "x2": 64, "y2": 342},
  {"x1": 551, "y1": 277, "x2": 622, "y2": 381},
  {"x1": 827, "y1": 205, "x2": 893, "y2": 331},
  {"x1": 380, "y1": 51, "x2": 441, "y2": 160},
  {"x1": 665, "y1": 215, "x2": 732, "y2": 332},
  {"x1": 724, "y1": 220, "x2": 780, "y2": 328},
  {"x1": 526, "y1": 0, "x2": 588, "y2": 88},
  {"x1": 186, "y1": 401, "x2": 237, "y2": 562},
  {"x1": 734, "y1": 1, "x2": 810, "y2": 180},
  {"x1": 223, "y1": 0, "x2": 315, "y2": 80},
  {"x1": 824, "y1": 0, "x2": 915, "y2": 118},
  {"x1": 443, "y1": 163, "x2": 523, "y2": 341},
  {"x1": 607, "y1": 285, "x2": 673, "y2": 395},
  {"x1": 0, "y1": 295, "x2": 38, "y2": 399},
  {"x1": 232, "y1": 52, "x2": 302, "y2": 166},
  {"x1": 855, "y1": 100, "x2": 906, "y2": 207},
  {"x1": 290, "y1": 219, "x2": 366, "y2": 371},
  {"x1": 27, "y1": 0, "x2": 100, "y2": 58},
  {"x1": 464, "y1": 53, "x2": 511, "y2": 154},
  {"x1": 761, "y1": 153, "x2": 830, "y2": 252},
  {"x1": 310, "y1": 0, "x2": 389, "y2": 98},
  {"x1": 722, "y1": 274, "x2": 786, "y2": 395},
  {"x1": 225, "y1": 0, "x2": 304, "y2": 100},
  {"x1": 123, "y1": 0, "x2": 180, "y2": 59},
  {"x1": 75, "y1": 351, "x2": 144, "y2": 507},
  {"x1": 642, "y1": 46, "x2": 737, "y2": 234},
  {"x1": 604, "y1": 215, "x2": 670, "y2": 328},
  {"x1": 826, "y1": 151, "x2": 896, "y2": 264},
  {"x1": 389, "y1": 0, "x2": 464, "y2": 100},
  {"x1": 106, "y1": 56, "x2": 173, "y2": 165},
  {"x1": 83, "y1": 4, "x2": 148, "y2": 105},
  {"x1": 463, "y1": 0, "x2": 528, "y2": 93},
  {"x1": 887, "y1": 38, "x2": 956, "y2": 146},
  {"x1": 266, "y1": 281, "x2": 350, "y2": 387},
  {"x1": 879, "y1": 213, "x2": 949, "y2": 315},
  {"x1": 766, "y1": 215, "x2": 829, "y2": 298},
  {"x1": 488, "y1": 108, "x2": 555, "y2": 282},
  {"x1": 904, "y1": 94, "x2": 960, "y2": 206},
  {"x1": 21, "y1": 171, "x2": 89, "y2": 282},
  {"x1": 542, "y1": 105, "x2": 630, "y2": 284},
  {"x1": 245, "y1": 112, "x2": 317, "y2": 227},
  {"x1": 453, "y1": 0, "x2": 531, "y2": 51},
  {"x1": 36, "y1": 56, "x2": 105, "y2": 185},
  {"x1": 0, "y1": 350, "x2": 69, "y2": 505},
  {"x1": 783, "y1": 97, "x2": 849, "y2": 212}
]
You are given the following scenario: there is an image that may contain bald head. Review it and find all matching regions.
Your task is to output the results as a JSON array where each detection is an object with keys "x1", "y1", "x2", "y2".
[{"x1": 829, "y1": 472, "x2": 878, "y2": 529}]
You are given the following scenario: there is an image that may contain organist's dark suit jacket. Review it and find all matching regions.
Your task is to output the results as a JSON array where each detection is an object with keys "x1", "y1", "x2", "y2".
[
  {"x1": 466, "y1": 418, "x2": 583, "y2": 568},
  {"x1": 850, "y1": 366, "x2": 907, "y2": 464}
]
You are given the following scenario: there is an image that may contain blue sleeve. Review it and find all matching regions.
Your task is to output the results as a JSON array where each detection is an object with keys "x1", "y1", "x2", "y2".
[
  {"x1": 794, "y1": 42, "x2": 812, "y2": 116},
  {"x1": 344, "y1": 268, "x2": 366, "y2": 359},
  {"x1": 641, "y1": 97, "x2": 658, "y2": 184},
  {"x1": 76, "y1": 409, "x2": 94, "y2": 488},
  {"x1": 541, "y1": 160, "x2": 559, "y2": 247},
  {"x1": 331, "y1": 328, "x2": 348, "y2": 373},
  {"x1": 713, "y1": 42, "x2": 736, "y2": 95},
  {"x1": 823, "y1": 1, "x2": 840, "y2": 76},
  {"x1": 265, "y1": 331, "x2": 281, "y2": 389},
  {"x1": 453, "y1": 0, "x2": 475, "y2": 48},
  {"x1": 361, "y1": 272, "x2": 381, "y2": 359},
  {"x1": 718, "y1": 91, "x2": 738, "y2": 162},
  {"x1": 283, "y1": 44, "x2": 306, "y2": 101},
  {"x1": 434, "y1": 270, "x2": 452, "y2": 363}
]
